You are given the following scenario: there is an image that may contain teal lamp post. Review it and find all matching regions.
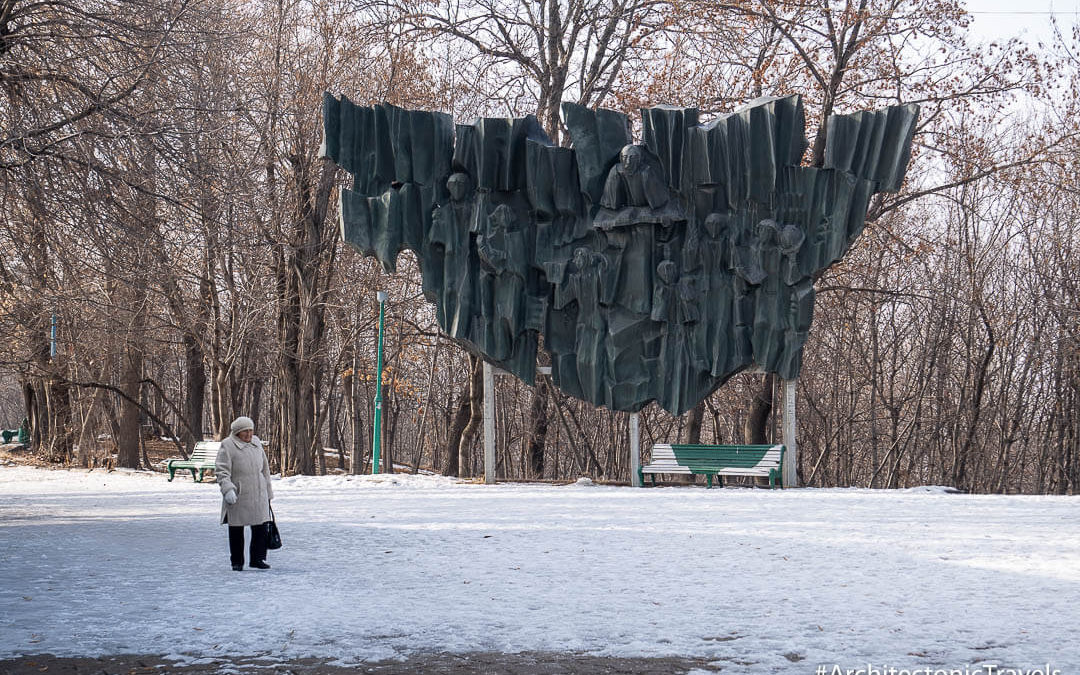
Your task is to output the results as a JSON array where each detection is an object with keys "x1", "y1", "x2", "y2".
[{"x1": 371, "y1": 290, "x2": 388, "y2": 474}]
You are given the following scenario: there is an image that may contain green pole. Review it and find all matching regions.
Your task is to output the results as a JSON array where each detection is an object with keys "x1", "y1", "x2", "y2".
[{"x1": 371, "y1": 290, "x2": 388, "y2": 474}]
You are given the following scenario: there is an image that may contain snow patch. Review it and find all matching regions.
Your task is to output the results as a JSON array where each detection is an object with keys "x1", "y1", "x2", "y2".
[
  {"x1": 1, "y1": 466, "x2": 1077, "y2": 672},
  {"x1": 902, "y1": 485, "x2": 963, "y2": 494}
]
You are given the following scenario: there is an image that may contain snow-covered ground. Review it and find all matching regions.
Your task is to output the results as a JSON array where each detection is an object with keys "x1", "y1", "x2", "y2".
[{"x1": 1, "y1": 466, "x2": 1077, "y2": 673}]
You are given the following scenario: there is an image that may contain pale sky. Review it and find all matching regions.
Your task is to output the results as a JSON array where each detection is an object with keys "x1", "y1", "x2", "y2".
[{"x1": 965, "y1": 0, "x2": 1080, "y2": 46}]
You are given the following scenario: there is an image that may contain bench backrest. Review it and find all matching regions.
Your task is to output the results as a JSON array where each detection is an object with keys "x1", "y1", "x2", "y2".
[
  {"x1": 189, "y1": 441, "x2": 221, "y2": 462},
  {"x1": 651, "y1": 443, "x2": 784, "y2": 470}
]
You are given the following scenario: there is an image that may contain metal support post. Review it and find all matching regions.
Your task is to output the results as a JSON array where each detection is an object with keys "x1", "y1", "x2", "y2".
[
  {"x1": 483, "y1": 361, "x2": 496, "y2": 484},
  {"x1": 371, "y1": 290, "x2": 388, "y2": 474},
  {"x1": 629, "y1": 412, "x2": 641, "y2": 487},
  {"x1": 782, "y1": 378, "x2": 798, "y2": 488}
]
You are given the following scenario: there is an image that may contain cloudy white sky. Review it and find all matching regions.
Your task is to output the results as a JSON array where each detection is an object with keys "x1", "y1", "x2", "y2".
[{"x1": 965, "y1": 1, "x2": 1080, "y2": 45}]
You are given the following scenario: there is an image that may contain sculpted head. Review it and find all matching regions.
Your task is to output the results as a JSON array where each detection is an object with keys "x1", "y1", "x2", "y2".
[
  {"x1": 704, "y1": 213, "x2": 728, "y2": 238},
  {"x1": 657, "y1": 259, "x2": 678, "y2": 284},
  {"x1": 491, "y1": 203, "x2": 516, "y2": 231},
  {"x1": 755, "y1": 218, "x2": 779, "y2": 243},
  {"x1": 573, "y1": 247, "x2": 591, "y2": 269},
  {"x1": 778, "y1": 223, "x2": 805, "y2": 254},
  {"x1": 447, "y1": 172, "x2": 469, "y2": 201},
  {"x1": 619, "y1": 145, "x2": 644, "y2": 175}
]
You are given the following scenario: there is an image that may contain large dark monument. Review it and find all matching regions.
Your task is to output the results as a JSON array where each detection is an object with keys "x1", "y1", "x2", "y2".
[{"x1": 321, "y1": 95, "x2": 918, "y2": 415}]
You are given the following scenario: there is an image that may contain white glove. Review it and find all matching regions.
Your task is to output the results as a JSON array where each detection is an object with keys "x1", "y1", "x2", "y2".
[{"x1": 224, "y1": 489, "x2": 238, "y2": 505}]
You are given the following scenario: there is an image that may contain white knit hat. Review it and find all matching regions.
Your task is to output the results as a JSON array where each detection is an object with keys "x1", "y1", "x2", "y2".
[{"x1": 230, "y1": 416, "x2": 255, "y2": 434}]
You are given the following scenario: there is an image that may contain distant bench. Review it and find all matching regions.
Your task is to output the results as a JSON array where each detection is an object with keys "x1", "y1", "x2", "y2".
[
  {"x1": 639, "y1": 443, "x2": 785, "y2": 488},
  {"x1": 167, "y1": 441, "x2": 221, "y2": 482}
]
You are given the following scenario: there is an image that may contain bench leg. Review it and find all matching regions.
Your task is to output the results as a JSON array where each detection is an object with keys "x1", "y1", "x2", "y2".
[
  {"x1": 188, "y1": 468, "x2": 198, "y2": 482},
  {"x1": 706, "y1": 475, "x2": 713, "y2": 489},
  {"x1": 167, "y1": 467, "x2": 175, "y2": 482}
]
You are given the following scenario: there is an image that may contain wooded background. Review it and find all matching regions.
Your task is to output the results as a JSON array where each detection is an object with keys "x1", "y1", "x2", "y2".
[{"x1": 2, "y1": 0, "x2": 1078, "y2": 493}]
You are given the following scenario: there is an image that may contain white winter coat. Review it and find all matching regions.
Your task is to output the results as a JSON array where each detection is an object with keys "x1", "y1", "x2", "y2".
[{"x1": 216, "y1": 434, "x2": 274, "y2": 526}]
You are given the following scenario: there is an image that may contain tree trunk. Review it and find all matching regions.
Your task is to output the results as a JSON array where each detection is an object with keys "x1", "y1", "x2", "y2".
[
  {"x1": 458, "y1": 355, "x2": 483, "y2": 478},
  {"x1": 683, "y1": 401, "x2": 705, "y2": 444},
  {"x1": 524, "y1": 376, "x2": 549, "y2": 479},
  {"x1": 328, "y1": 387, "x2": 342, "y2": 469},
  {"x1": 276, "y1": 158, "x2": 336, "y2": 475},
  {"x1": 213, "y1": 363, "x2": 233, "y2": 440},
  {"x1": 672, "y1": 400, "x2": 707, "y2": 484},
  {"x1": 116, "y1": 342, "x2": 143, "y2": 469},
  {"x1": 744, "y1": 373, "x2": 775, "y2": 445},
  {"x1": 23, "y1": 379, "x2": 44, "y2": 453},
  {"x1": 22, "y1": 290, "x2": 53, "y2": 456},
  {"x1": 442, "y1": 388, "x2": 470, "y2": 477},
  {"x1": 381, "y1": 382, "x2": 394, "y2": 474},
  {"x1": 183, "y1": 333, "x2": 206, "y2": 451},
  {"x1": 347, "y1": 352, "x2": 367, "y2": 475},
  {"x1": 41, "y1": 374, "x2": 72, "y2": 462}
]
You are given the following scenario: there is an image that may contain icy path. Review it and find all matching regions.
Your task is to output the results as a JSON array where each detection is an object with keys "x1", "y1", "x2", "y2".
[{"x1": 1, "y1": 466, "x2": 1077, "y2": 673}]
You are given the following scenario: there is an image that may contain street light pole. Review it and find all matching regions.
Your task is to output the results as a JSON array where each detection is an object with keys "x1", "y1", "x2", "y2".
[{"x1": 371, "y1": 290, "x2": 388, "y2": 474}]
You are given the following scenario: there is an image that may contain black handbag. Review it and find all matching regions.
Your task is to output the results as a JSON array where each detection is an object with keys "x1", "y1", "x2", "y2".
[{"x1": 266, "y1": 504, "x2": 282, "y2": 550}]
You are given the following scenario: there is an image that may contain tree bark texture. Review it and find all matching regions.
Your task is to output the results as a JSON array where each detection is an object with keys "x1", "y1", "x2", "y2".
[
  {"x1": 524, "y1": 376, "x2": 549, "y2": 479},
  {"x1": 744, "y1": 373, "x2": 775, "y2": 445},
  {"x1": 458, "y1": 355, "x2": 483, "y2": 478},
  {"x1": 442, "y1": 386, "x2": 471, "y2": 477}
]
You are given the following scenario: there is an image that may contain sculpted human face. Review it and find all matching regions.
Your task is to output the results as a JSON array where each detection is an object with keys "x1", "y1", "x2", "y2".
[
  {"x1": 704, "y1": 213, "x2": 725, "y2": 238},
  {"x1": 657, "y1": 260, "x2": 678, "y2": 284},
  {"x1": 447, "y1": 173, "x2": 468, "y2": 201},
  {"x1": 756, "y1": 218, "x2": 778, "y2": 243},
  {"x1": 492, "y1": 204, "x2": 514, "y2": 231},
  {"x1": 574, "y1": 247, "x2": 590, "y2": 269},
  {"x1": 620, "y1": 146, "x2": 642, "y2": 174},
  {"x1": 778, "y1": 224, "x2": 804, "y2": 253},
  {"x1": 237, "y1": 429, "x2": 253, "y2": 443}
]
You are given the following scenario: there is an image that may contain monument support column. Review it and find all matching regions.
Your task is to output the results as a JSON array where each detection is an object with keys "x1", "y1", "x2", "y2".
[
  {"x1": 629, "y1": 412, "x2": 641, "y2": 487},
  {"x1": 483, "y1": 361, "x2": 496, "y2": 484},
  {"x1": 782, "y1": 378, "x2": 798, "y2": 488}
]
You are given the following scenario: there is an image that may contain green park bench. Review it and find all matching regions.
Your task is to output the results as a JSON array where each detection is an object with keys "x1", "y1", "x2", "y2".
[
  {"x1": 167, "y1": 441, "x2": 221, "y2": 482},
  {"x1": 639, "y1": 443, "x2": 785, "y2": 488},
  {"x1": 2, "y1": 422, "x2": 28, "y2": 445}
]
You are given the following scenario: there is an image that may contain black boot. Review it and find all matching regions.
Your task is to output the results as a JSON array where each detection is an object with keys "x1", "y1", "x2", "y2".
[
  {"x1": 232, "y1": 564, "x2": 243, "y2": 571},
  {"x1": 250, "y1": 560, "x2": 270, "y2": 569}
]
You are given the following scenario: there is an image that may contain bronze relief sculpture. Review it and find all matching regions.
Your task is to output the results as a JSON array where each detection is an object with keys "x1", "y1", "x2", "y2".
[{"x1": 321, "y1": 95, "x2": 918, "y2": 415}]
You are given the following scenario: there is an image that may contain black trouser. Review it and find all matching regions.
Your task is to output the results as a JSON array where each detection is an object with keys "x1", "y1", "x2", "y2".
[{"x1": 228, "y1": 523, "x2": 268, "y2": 567}]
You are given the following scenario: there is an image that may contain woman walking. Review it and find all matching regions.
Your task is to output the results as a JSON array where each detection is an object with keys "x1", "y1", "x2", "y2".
[{"x1": 216, "y1": 416, "x2": 274, "y2": 571}]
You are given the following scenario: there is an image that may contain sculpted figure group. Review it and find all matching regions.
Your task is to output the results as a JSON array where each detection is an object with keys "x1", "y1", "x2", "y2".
[{"x1": 321, "y1": 94, "x2": 918, "y2": 415}]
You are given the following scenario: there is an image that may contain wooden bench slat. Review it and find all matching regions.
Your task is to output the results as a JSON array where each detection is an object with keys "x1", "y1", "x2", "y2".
[
  {"x1": 666, "y1": 449, "x2": 782, "y2": 457},
  {"x1": 669, "y1": 443, "x2": 779, "y2": 450},
  {"x1": 673, "y1": 462, "x2": 780, "y2": 468},
  {"x1": 644, "y1": 457, "x2": 781, "y2": 465},
  {"x1": 662, "y1": 454, "x2": 780, "y2": 460},
  {"x1": 639, "y1": 464, "x2": 775, "y2": 473}
]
